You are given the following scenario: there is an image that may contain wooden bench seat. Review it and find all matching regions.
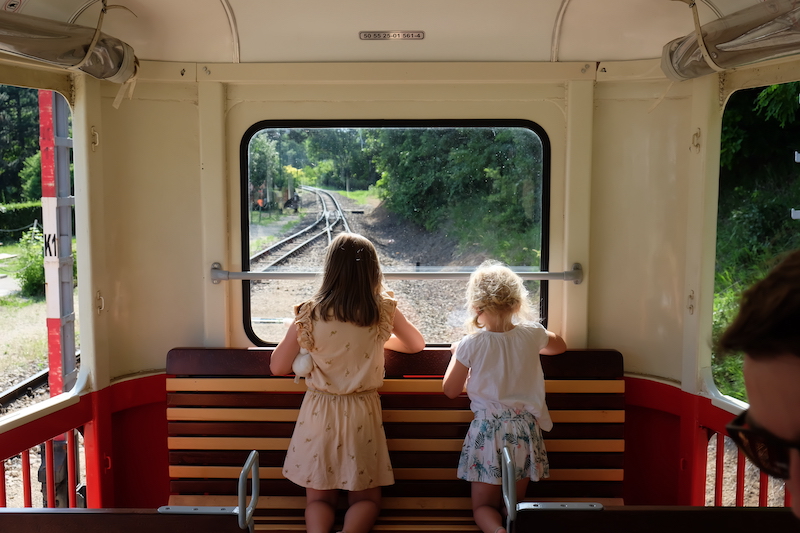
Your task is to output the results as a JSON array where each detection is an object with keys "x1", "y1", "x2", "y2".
[
  {"x1": 165, "y1": 348, "x2": 625, "y2": 532},
  {"x1": 1, "y1": 505, "x2": 796, "y2": 533}
]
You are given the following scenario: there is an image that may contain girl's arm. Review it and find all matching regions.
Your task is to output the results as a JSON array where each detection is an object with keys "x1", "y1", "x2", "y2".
[
  {"x1": 384, "y1": 308, "x2": 425, "y2": 353},
  {"x1": 442, "y1": 344, "x2": 469, "y2": 399},
  {"x1": 540, "y1": 330, "x2": 567, "y2": 355},
  {"x1": 270, "y1": 321, "x2": 301, "y2": 375}
]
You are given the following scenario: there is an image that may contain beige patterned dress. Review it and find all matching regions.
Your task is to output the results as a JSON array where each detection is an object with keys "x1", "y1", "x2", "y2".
[{"x1": 282, "y1": 293, "x2": 397, "y2": 491}]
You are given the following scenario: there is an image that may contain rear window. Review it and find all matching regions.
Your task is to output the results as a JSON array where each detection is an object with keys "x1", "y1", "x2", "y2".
[{"x1": 240, "y1": 121, "x2": 550, "y2": 346}]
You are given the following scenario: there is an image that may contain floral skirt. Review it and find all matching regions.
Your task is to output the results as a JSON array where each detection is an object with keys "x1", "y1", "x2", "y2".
[
  {"x1": 283, "y1": 389, "x2": 394, "y2": 491},
  {"x1": 457, "y1": 408, "x2": 549, "y2": 485}
]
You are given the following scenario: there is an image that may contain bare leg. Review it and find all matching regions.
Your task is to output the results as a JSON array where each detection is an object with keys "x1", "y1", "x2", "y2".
[
  {"x1": 339, "y1": 487, "x2": 381, "y2": 533},
  {"x1": 514, "y1": 478, "x2": 530, "y2": 505},
  {"x1": 471, "y1": 482, "x2": 505, "y2": 533},
  {"x1": 306, "y1": 488, "x2": 338, "y2": 533}
]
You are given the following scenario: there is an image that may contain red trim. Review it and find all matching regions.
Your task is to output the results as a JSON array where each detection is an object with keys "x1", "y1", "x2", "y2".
[
  {"x1": 759, "y1": 471, "x2": 769, "y2": 507},
  {"x1": 37, "y1": 90, "x2": 56, "y2": 198},
  {"x1": 67, "y1": 430, "x2": 77, "y2": 508},
  {"x1": 0, "y1": 460, "x2": 6, "y2": 507},
  {"x1": 21, "y1": 451, "x2": 31, "y2": 508},
  {"x1": 1, "y1": 374, "x2": 169, "y2": 508},
  {"x1": 624, "y1": 377, "x2": 738, "y2": 505},
  {"x1": 45, "y1": 440, "x2": 55, "y2": 507},
  {"x1": 46, "y1": 319, "x2": 63, "y2": 396},
  {"x1": 0, "y1": 398, "x2": 92, "y2": 462},
  {"x1": 715, "y1": 434, "x2": 724, "y2": 506}
]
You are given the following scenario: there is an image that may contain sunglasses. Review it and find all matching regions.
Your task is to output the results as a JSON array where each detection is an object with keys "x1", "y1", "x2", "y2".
[{"x1": 726, "y1": 409, "x2": 800, "y2": 480}]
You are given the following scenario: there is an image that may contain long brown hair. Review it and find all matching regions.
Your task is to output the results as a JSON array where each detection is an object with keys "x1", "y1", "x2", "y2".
[{"x1": 309, "y1": 233, "x2": 384, "y2": 327}]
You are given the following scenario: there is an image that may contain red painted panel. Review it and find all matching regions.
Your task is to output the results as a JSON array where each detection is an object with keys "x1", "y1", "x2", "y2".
[
  {"x1": 46, "y1": 318, "x2": 63, "y2": 396},
  {"x1": 624, "y1": 377, "x2": 743, "y2": 506},
  {"x1": 37, "y1": 90, "x2": 55, "y2": 198},
  {"x1": 111, "y1": 401, "x2": 170, "y2": 508},
  {"x1": 0, "y1": 398, "x2": 93, "y2": 462},
  {"x1": 624, "y1": 404, "x2": 681, "y2": 504}
]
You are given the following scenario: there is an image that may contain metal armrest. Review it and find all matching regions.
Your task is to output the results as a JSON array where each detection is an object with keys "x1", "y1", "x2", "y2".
[
  {"x1": 159, "y1": 450, "x2": 260, "y2": 533},
  {"x1": 501, "y1": 446, "x2": 517, "y2": 533}
]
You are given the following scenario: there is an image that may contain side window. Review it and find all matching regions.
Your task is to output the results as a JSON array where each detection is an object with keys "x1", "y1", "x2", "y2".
[
  {"x1": 0, "y1": 88, "x2": 77, "y2": 411},
  {"x1": 240, "y1": 121, "x2": 550, "y2": 346},
  {"x1": 713, "y1": 82, "x2": 800, "y2": 401}
]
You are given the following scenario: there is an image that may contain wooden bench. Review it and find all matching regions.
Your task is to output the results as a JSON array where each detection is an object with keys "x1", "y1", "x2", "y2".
[
  {"x1": 0, "y1": 508, "x2": 243, "y2": 533},
  {"x1": 1, "y1": 505, "x2": 796, "y2": 533},
  {"x1": 165, "y1": 348, "x2": 625, "y2": 532}
]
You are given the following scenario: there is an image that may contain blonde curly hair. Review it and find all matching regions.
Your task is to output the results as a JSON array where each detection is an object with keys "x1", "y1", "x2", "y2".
[{"x1": 465, "y1": 260, "x2": 536, "y2": 332}]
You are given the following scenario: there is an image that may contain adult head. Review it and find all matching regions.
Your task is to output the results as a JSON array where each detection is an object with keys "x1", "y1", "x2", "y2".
[{"x1": 719, "y1": 249, "x2": 800, "y2": 518}]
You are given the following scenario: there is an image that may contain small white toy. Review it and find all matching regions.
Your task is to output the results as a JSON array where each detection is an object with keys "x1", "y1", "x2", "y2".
[{"x1": 292, "y1": 348, "x2": 314, "y2": 383}]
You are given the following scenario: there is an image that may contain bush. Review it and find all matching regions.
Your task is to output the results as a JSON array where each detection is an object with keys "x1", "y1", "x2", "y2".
[
  {"x1": 20, "y1": 152, "x2": 41, "y2": 201},
  {"x1": 14, "y1": 226, "x2": 45, "y2": 297},
  {"x1": 0, "y1": 201, "x2": 41, "y2": 241}
]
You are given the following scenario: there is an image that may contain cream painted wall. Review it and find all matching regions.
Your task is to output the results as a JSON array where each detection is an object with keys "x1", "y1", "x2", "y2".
[
  {"x1": 95, "y1": 81, "x2": 205, "y2": 378},
  {"x1": 589, "y1": 79, "x2": 693, "y2": 381},
  {"x1": 218, "y1": 63, "x2": 591, "y2": 348}
]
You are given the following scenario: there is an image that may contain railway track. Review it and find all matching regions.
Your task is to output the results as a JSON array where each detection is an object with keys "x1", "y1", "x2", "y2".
[
  {"x1": 250, "y1": 186, "x2": 351, "y2": 270},
  {"x1": 0, "y1": 368, "x2": 49, "y2": 413}
]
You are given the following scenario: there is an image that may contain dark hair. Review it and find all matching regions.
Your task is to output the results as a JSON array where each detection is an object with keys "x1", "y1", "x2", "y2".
[
  {"x1": 310, "y1": 233, "x2": 384, "y2": 327},
  {"x1": 718, "y1": 249, "x2": 800, "y2": 359}
]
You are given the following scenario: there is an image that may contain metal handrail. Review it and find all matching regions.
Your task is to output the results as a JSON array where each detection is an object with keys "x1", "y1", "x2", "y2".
[
  {"x1": 501, "y1": 446, "x2": 517, "y2": 533},
  {"x1": 211, "y1": 262, "x2": 583, "y2": 284},
  {"x1": 158, "y1": 450, "x2": 260, "y2": 532}
]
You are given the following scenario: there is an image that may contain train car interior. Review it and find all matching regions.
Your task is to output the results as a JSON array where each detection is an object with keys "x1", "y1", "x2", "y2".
[{"x1": 0, "y1": 0, "x2": 799, "y2": 530}]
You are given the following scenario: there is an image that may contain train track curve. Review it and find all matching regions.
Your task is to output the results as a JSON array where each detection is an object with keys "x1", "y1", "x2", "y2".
[{"x1": 250, "y1": 186, "x2": 351, "y2": 270}]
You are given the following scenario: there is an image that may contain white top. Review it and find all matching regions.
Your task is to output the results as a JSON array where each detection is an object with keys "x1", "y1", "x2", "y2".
[{"x1": 455, "y1": 322, "x2": 553, "y2": 431}]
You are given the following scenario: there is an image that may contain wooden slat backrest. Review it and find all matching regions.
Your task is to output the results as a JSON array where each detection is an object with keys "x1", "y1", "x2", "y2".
[{"x1": 165, "y1": 348, "x2": 624, "y2": 528}]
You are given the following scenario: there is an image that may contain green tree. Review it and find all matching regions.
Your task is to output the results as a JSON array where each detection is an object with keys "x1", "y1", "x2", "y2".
[
  {"x1": 249, "y1": 131, "x2": 281, "y2": 208},
  {"x1": 307, "y1": 129, "x2": 375, "y2": 190},
  {"x1": 20, "y1": 151, "x2": 41, "y2": 201},
  {"x1": 14, "y1": 225, "x2": 45, "y2": 297},
  {"x1": 0, "y1": 86, "x2": 40, "y2": 203},
  {"x1": 713, "y1": 82, "x2": 800, "y2": 400}
]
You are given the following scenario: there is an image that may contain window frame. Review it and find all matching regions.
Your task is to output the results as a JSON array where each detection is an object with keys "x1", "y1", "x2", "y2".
[{"x1": 239, "y1": 119, "x2": 552, "y2": 347}]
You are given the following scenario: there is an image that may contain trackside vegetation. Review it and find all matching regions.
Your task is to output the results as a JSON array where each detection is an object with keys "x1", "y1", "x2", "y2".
[{"x1": 713, "y1": 82, "x2": 800, "y2": 401}]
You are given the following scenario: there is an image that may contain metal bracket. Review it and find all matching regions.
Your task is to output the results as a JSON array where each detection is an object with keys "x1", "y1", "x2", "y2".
[
  {"x1": 211, "y1": 262, "x2": 224, "y2": 284},
  {"x1": 517, "y1": 502, "x2": 604, "y2": 511}
]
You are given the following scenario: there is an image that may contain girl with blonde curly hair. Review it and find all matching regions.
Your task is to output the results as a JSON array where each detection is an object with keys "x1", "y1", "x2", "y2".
[{"x1": 443, "y1": 260, "x2": 566, "y2": 533}]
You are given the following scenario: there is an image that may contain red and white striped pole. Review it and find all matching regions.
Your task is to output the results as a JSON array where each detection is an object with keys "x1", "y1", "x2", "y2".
[
  {"x1": 39, "y1": 89, "x2": 63, "y2": 396},
  {"x1": 38, "y1": 90, "x2": 76, "y2": 507},
  {"x1": 38, "y1": 90, "x2": 76, "y2": 397}
]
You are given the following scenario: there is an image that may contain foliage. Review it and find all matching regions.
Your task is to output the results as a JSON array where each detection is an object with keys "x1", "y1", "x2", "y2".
[
  {"x1": 13, "y1": 225, "x2": 45, "y2": 297},
  {"x1": 20, "y1": 152, "x2": 41, "y2": 201},
  {"x1": 713, "y1": 82, "x2": 800, "y2": 401},
  {"x1": 753, "y1": 82, "x2": 800, "y2": 127},
  {"x1": 338, "y1": 188, "x2": 377, "y2": 205},
  {"x1": 283, "y1": 165, "x2": 306, "y2": 188},
  {"x1": 371, "y1": 126, "x2": 544, "y2": 265},
  {"x1": 248, "y1": 132, "x2": 281, "y2": 208},
  {"x1": 301, "y1": 160, "x2": 333, "y2": 187},
  {"x1": 249, "y1": 125, "x2": 547, "y2": 267},
  {"x1": 0, "y1": 201, "x2": 41, "y2": 241},
  {"x1": 720, "y1": 82, "x2": 800, "y2": 187},
  {"x1": 306, "y1": 129, "x2": 376, "y2": 190},
  {"x1": 0, "y1": 86, "x2": 39, "y2": 204}
]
